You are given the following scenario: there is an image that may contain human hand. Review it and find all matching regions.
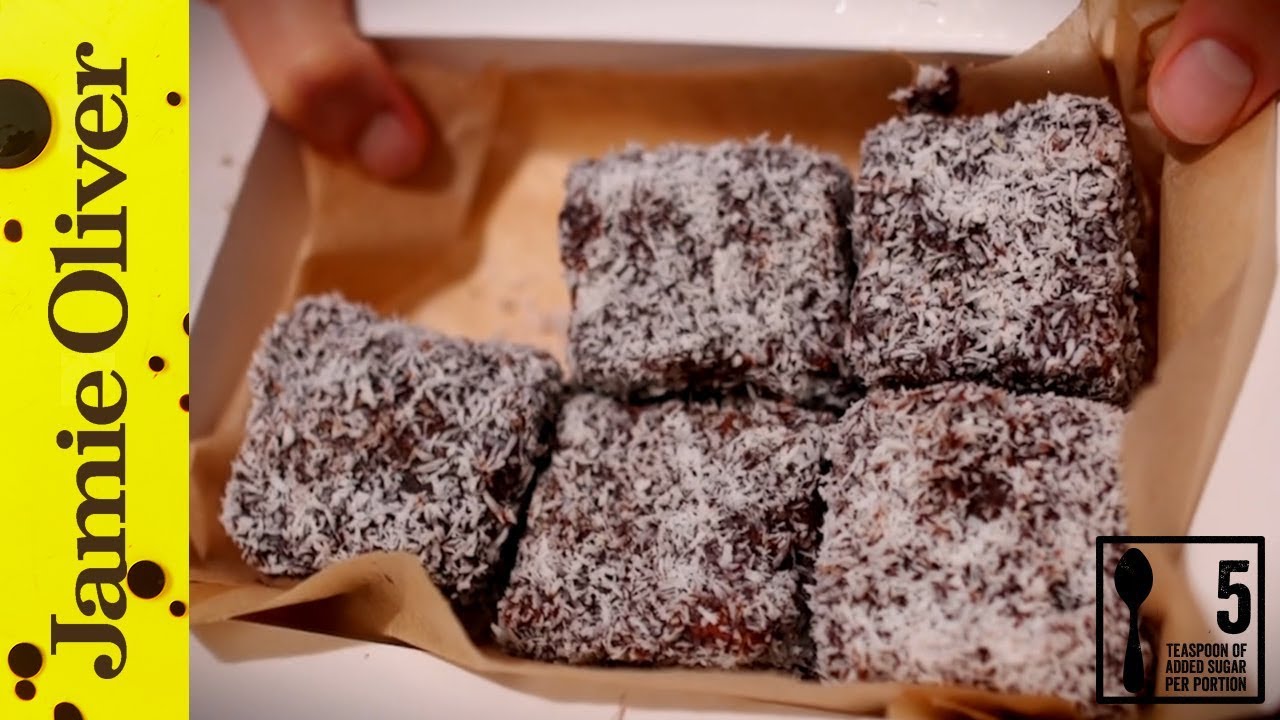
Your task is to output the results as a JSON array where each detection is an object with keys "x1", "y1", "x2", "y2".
[
  {"x1": 1149, "y1": 0, "x2": 1280, "y2": 146},
  {"x1": 217, "y1": 0, "x2": 429, "y2": 182}
]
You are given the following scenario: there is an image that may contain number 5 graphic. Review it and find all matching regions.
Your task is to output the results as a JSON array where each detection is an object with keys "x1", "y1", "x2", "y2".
[{"x1": 1217, "y1": 560, "x2": 1251, "y2": 635}]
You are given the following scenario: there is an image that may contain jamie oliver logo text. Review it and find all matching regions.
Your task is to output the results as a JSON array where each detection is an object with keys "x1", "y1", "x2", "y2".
[{"x1": 48, "y1": 41, "x2": 130, "y2": 680}]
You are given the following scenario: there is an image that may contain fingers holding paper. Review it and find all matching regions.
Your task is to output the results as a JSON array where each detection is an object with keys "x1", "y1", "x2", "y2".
[
  {"x1": 1149, "y1": 0, "x2": 1280, "y2": 146},
  {"x1": 217, "y1": 0, "x2": 430, "y2": 182}
]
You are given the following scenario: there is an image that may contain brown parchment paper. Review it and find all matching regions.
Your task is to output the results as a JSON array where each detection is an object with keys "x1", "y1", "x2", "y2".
[{"x1": 190, "y1": 1, "x2": 1278, "y2": 717}]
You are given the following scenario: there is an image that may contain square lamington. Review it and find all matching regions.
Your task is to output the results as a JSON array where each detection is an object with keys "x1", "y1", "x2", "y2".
[
  {"x1": 560, "y1": 139, "x2": 856, "y2": 405},
  {"x1": 811, "y1": 382, "x2": 1139, "y2": 712},
  {"x1": 849, "y1": 94, "x2": 1146, "y2": 404},
  {"x1": 221, "y1": 294, "x2": 563, "y2": 605},
  {"x1": 496, "y1": 393, "x2": 830, "y2": 671}
]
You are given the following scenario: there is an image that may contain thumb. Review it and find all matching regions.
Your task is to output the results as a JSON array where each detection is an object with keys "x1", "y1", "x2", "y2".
[
  {"x1": 1149, "y1": 0, "x2": 1280, "y2": 146},
  {"x1": 217, "y1": 0, "x2": 429, "y2": 182}
]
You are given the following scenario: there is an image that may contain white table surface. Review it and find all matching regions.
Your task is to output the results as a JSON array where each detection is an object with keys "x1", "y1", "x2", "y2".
[{"x1": 190, "y1": 1, "x2": 1279, "y2": 718}]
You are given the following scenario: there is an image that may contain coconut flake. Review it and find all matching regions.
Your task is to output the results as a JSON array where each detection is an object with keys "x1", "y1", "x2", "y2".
[
  {"x1": 848, "y1": 93, "x2": 1146, "y2": 405},
  {"x1": 220, "y1": 293, "x2": 564, "y2": 605},
  {"x1": 560, "y1": 138, "x2": 858, "y2": 407},
  {"x1": 496, "y1": 393, "x2": 832, "y2": 672},
  {"x1": 811, "y1": 382, "x2": 1145, "y2": 716}
]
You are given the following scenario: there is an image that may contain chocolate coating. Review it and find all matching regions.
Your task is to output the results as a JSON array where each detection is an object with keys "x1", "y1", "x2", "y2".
[
  {"x1": 221, "y1": 294, "x2": 563, "y2": 604},
  {"x1": 849, "y1": 94, "x2": 1146, "y2": 404},
  {"x1": 497, "y1": 393, "x2": 830, "y2": 671},
  {"x1": 811, "y1": 382, "x2": 1142, "y2": 715},
  {"x1": 561, "y1": 139, "x2": 857, "y2": 406}
]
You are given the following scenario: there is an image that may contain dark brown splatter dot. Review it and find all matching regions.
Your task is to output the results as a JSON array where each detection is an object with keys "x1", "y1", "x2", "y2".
[
  {"x1": 7, "y1": 643, "x2": 41, "y2": 677},
  {"x1": 0, "y1": 79, "x2": 52, "y2": 169},
  {"x1": 56, "y1": 430, "x2": 73, "y2": 449},
  {"x1": 179, "y1": 394, "x2": 189, "y2": 412},
  {"x1": 169, "y1": 600, "x2": 187, "y2": 617},
  {"x1": 126, "y1": 560, "x2": 165, "y2": 599},
  {"x1": 4, "y1": 219, "x2": 21, "y2": 242},
  {"x1": 149, "y1": 356, "x2": 165, "y2": 372},
  {"x1": 166, "y1": 91, "x2": 182, "y2": 106},
  {"x1": 183, "y1": 313, "x2": 189, "y2": 336},
  {"x1": 54, "y1": 701, "x2": 84, "y2": 720},
  {"x1": 55, "y1": 214, "x2": 72, "y2": 234},
  {"x1": 14, "y1": 680, "x2": 34, "y2": 700}
]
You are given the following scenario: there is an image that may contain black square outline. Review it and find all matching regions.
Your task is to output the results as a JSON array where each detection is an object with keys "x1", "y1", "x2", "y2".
[{"x1": 1095, "y1": 535, "x2": 1265, "y2": 705}]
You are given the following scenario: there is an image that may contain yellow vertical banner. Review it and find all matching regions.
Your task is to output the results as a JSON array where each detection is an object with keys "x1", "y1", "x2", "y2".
[{"x1": 0, "y1": 1, "x2": 189, "y2": 719}]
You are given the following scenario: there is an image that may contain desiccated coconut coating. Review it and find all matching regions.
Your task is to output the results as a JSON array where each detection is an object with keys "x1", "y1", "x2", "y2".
[
  {"x1": 221, "y1": 294, "x2": 563, "y2": 604},
  {"x1": 560, "y1": 139, "x2": 857, "y2": 406},
  {"x1": 811, "y1": 382, "x2": 1140, "y2": 715},
  {"x1": 496, "y1": 393, "x2": 831, "y2": 671},
  {"x1": 889, "y1": 64, "x2": 961, "y2": 115},
  {"x1": 849, "y1": 93, "x2": 1146, "y2": 405}
]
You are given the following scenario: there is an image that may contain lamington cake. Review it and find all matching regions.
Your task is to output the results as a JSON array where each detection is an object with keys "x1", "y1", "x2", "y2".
[
  {"x1": 560, "y1": 139, "x2": 857, "y2": 406},
  {"x1": 221, "y1": 294, "x2": 564, "y2": 605},
  {"x1": 811, "y1": 382, "x2": 1140, "y2": 712},
  {"x1": 848, "y1": 94, "x2": 1146, "y2": 404},
  {"x1": 497, "y1": 392, "x2": 830, "y2": 671}
]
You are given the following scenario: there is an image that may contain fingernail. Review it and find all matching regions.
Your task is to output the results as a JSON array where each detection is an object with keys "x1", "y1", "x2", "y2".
[
  {"x1": 357, "y1": 112, "x2": 423, "y2": 181},
  {"x1": 1151, "y1": 38, "x2": 1254, "y2": 145}
]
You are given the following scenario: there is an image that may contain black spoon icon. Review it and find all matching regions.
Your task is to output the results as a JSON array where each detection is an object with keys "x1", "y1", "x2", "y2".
[{"x1": 1114, "y1": 547, "x2": 1153, "y2": 693}]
